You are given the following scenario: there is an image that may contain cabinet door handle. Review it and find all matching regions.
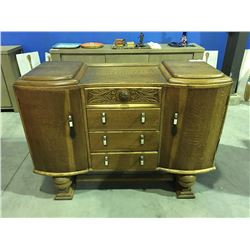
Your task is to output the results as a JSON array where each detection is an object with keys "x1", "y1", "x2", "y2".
[
  {"x1": 141, "y1": 112, "x2": 146, "y2": 124},
  {"x1": 103, "y1": 135, "x2": 107, "y2": 146},
  {"x1": 101, "y1": 112, "x2": 106, "y2": 124},
  {"x1": 68, "y1": 115, "x2": 75, "y2": 139},
  {"x1": 139, "y1": 155, "x2": 144, "y2": 166},
  {"x1": 171, "y1": 112, "x2": 178, "y2": 136},
  {"x1": 140, "y1": 134, "x2": 145, "y2": 145},
  {"x1": 104, "y1": 156, "x2": 109, "y2": 166}
]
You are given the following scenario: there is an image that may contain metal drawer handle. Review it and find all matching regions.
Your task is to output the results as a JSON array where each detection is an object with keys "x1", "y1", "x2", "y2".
[
  {"x1": 103, "y1": 135, "x2": 107, "y2": 146},
  {"x1": 101, "y1": 112, "x2": 106, "y2": 124},
  {"x1": 140, "y1": 134, "x2": 145, "y2": 145},
  {"x1": 139, "y1": 155, "x2": 144, "y2": 166},
  {"x1": 104, "y1": 156, "x2": 109, "y2": 166},
  {"x1": 141, "y1": 112, "x2": 146, "y2": 124},
  {"x1": 172, "y1": 112, "x2": 178, "y2": 136},
  {"x1": 68, "y1": 114, "x2": 75, "y2": 139}
]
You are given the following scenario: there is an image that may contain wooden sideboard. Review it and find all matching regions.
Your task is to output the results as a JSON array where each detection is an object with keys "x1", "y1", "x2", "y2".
[
  {"x1": 14, "y1": 61, "x2": 232, "y2": 200},
  {"x1": 50, "y1": 43, "x2": 205, "y2": 64},
  {"x1": 1, "y1": 45, "x2": 22, "y2": 111}
]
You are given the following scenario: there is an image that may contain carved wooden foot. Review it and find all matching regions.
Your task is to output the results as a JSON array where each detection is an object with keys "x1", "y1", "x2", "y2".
[
  {"x1": 176, "y1": 175, "x2": 196, "y2": 199},
  {"x1": 53, "y1": 177, "x2": 75, "y2": 200}
]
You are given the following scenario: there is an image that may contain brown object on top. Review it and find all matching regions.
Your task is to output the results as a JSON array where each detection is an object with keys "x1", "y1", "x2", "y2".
[
  {"x1": 15, "y1": 61, "x2": 87, "y2": 87},
  {"x1": 161, "y1": 61, "x2": 231, "y2": 85}
]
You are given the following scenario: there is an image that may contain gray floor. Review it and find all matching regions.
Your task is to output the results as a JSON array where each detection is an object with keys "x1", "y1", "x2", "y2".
[{"x1": 1, "y1": 103, "x2": 250, "y2": 218}]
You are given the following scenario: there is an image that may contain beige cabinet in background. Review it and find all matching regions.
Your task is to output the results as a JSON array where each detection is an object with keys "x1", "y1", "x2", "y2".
[{"x1": 1, "y1": 45, "x2": 22, "y2": 111}]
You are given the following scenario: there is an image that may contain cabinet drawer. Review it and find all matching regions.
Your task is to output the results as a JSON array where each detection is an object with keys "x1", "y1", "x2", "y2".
[
  {"x1": 148, "y1": 54, "x2": 193, "y2": 63},
  {"x1": 91, "y1": 152, "x2": 158, "y2": 170},
  {"x1": 85, "y1": 87, "x2": 161, "y2": 106},
  {"x1": 105, "y1": 54, "x2": 148, "y2": 63},
  {"x1": 61, "y1": 55, "x2": 105, "y2": 63},
  {"x1": 89, "y1": 131, "x2": 159, "y2": 152},
  {"x1": 87, "y1": 108, "x2": 161, "y2": 130}
]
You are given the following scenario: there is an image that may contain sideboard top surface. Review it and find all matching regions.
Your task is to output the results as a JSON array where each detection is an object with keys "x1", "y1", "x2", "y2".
[
  {"x1": 21, "y1": 61, "x2": 83, "y2": 81},
  {"x1": 15, "y1": 61, "x2": 232, "y2": 88},
  {"x1": 80, "y1": 65, "x2": 167, "y2": 84},
  {"x1": 163, "y1": 61, "x2": 224, "y2": 79},
  {"x1": 50, "y1": 43, "x2": 204, "y2": 55}
]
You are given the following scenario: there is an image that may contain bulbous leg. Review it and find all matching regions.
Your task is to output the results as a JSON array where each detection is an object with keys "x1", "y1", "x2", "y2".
[
  {"x1": 53, "y1": 176, "x2": 74, "y2": 200},
  {"x1": 176, "y1": 175, "x2": 196, "y2": 199}
]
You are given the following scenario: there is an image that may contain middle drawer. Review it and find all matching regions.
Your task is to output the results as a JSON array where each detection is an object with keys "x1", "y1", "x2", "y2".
[
  {"x1": 87, "y1": 108, "x2": 161, "y2": 130},
  {"x1": 89, "y1": 131, "x2": 160, "y2": 152}
]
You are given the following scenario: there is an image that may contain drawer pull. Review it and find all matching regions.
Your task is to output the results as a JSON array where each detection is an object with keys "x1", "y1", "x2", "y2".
[
  {"x1": 68, "y1": 115, "x2": 75, "y2": 139},
  {"x1": 141, "y1": 112, "x2": 146, "y2": 124},
  {"x1": 140, "y1": 134, "x2": 145, "y2": 145},
  {"x1": 139, "y1": 155, "x2": 144, "y2": 166},
  {"x1": 172, "y1": 112, "x2": 178, "y2": 136},
  {"x1": 101, "y1": 112, "x2": 106, "y2": 124},
  {"x1": 104, "y1": 156, "x2": 109, "y2": 166},
  {"x1": 118, "y1": 89, "x2": 130, "y2": 102},
  {"x1": 103, "y1": 135, "x2": 107, "y2": 146}
]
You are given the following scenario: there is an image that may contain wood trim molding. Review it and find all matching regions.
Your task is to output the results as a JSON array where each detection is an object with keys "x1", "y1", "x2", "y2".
[
  {"x1": 157, "y1": 166, "x2": 216, "y2": 175},
  {"x1": 33, "y1": 169, "x2": 89, "y2": 177}
]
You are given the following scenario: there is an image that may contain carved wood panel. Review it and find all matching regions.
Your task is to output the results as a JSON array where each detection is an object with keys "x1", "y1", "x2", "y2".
[{"x1": 86, "y1": 88, "x2": 161, "y2": 105}]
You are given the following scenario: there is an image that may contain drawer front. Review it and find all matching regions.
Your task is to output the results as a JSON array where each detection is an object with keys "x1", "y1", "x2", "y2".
[
  {"x1": 148, "y1": 54, "x2": 193, "y2": 63},
  {"x1": 87, "y1": 108, "x2": 161, "y2": 130},
  {"x1": 105, "y1": 54, "x2": 148, "y2": 63},
  {"x1": 91, "y1": 152, "x2": 158, "y2": 170},
  {"x1": 89, "y1": 131, "x2": 159, "y2": 152},
  {"x1": 61, "y1": 55, "x2": 106, "y2": 63},
  {"x1": 85, "y1": 87, "x2": 161, "y2": 106}
]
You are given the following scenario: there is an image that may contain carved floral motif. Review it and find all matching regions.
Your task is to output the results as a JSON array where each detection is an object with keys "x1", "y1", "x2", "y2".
[{"x1": 87, "y1": 88, "x2": 160, "y2": 104}]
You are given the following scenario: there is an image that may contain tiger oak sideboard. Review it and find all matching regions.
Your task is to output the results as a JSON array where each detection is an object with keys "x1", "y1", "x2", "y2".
[{"x1": 14, "y1": 61, "x2": 232, "y2": 200}]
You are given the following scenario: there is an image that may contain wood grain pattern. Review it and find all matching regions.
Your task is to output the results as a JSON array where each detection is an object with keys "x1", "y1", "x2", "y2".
[
  {"x1": 87, "y1": 108, "x2": 161, "y2": 131},
  {"x1": 90, "y1": 152, "x2": 158, "y2": 171},
  {"x1": 86, "y1": 87, "x2": 161, "y2": 105},
  {"x1": 160, "y1": 85, "x2": 231, "y2": 171},
  {"x1": 89, "y1": 131, "x2": 159, "y2": 152},
  {"x1": 176, "y1": 175, "x2": 196, "y2": 199},
  {"x1": 14, "y1": 60, "x2": 232, "y2": 199},
  {"x1": 14, "y1": 86, "x2": 89, "y2": 174},
  {"x1": 80, "y1": 65, "x2": 167, "y2": 84}
]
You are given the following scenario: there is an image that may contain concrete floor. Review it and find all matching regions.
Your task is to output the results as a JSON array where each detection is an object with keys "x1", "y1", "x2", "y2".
[{"x1": 1, "y1": 103, "x2": 250, "y2": 217}]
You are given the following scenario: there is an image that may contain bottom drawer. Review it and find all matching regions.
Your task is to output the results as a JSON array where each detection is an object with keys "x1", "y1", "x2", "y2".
[{"x1": 91, "y1": 152, "x2": 158, "y2": 171}]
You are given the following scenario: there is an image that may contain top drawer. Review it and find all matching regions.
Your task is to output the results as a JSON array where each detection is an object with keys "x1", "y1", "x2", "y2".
[{"x1": 85, "y1": 87, "x2": 161, "y2": 107}]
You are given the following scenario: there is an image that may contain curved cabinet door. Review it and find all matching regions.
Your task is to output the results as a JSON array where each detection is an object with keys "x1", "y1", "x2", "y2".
[
  {"x1": 160, "y1": 85, "x2": 231, "y2": 173},
  {"x1": 15, "y1": 86, "x2": 89, "y2": 175}
]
